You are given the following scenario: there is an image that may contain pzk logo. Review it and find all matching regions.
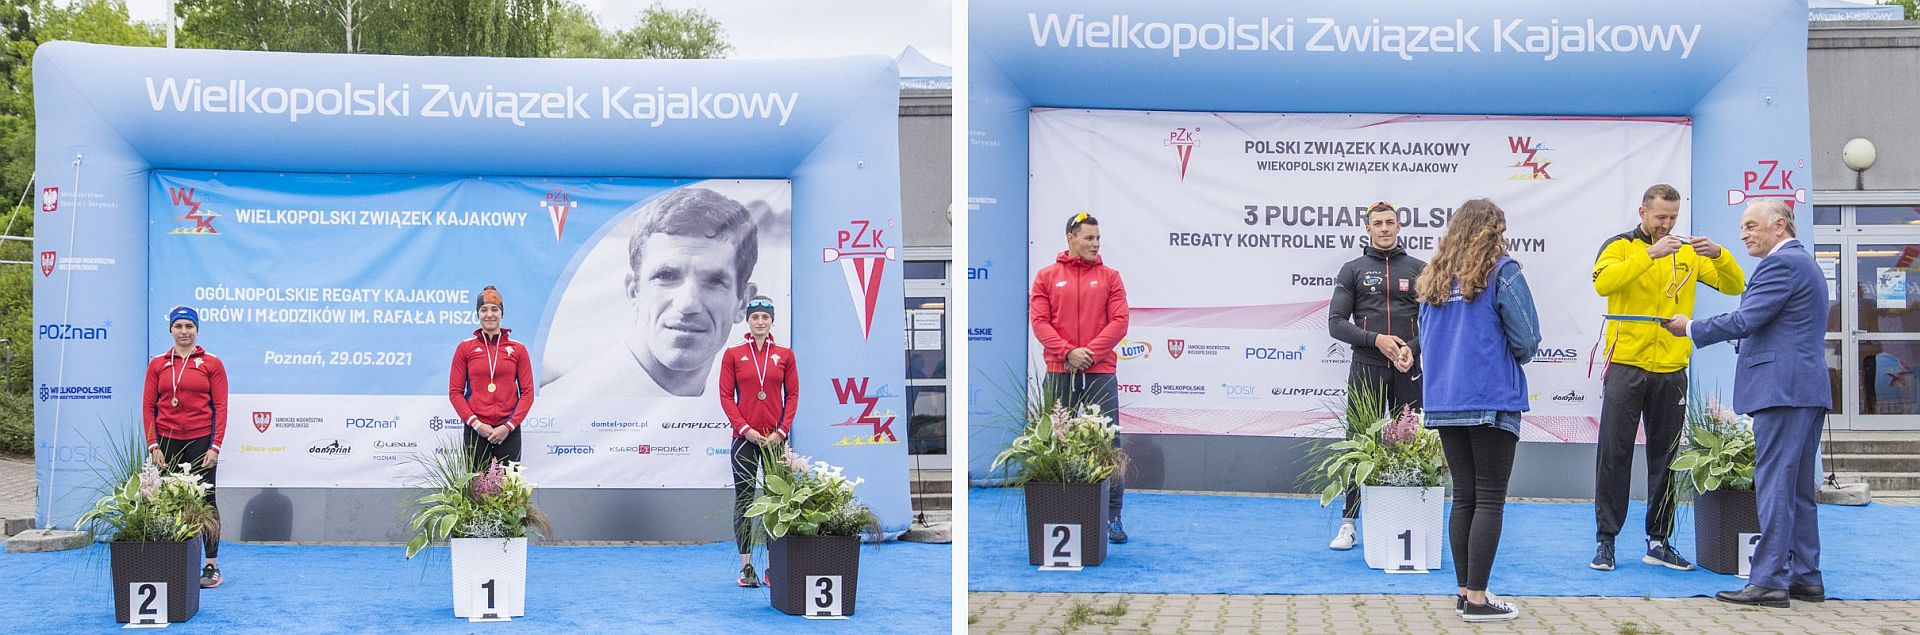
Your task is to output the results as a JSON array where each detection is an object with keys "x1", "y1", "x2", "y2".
[
  {"x1": 1506, "y1": 136, "x2": 1553, "y2": 180},
  {"x1": 252, "y1": 411, "x2": 271, "y2": 433},
  {"x1": 39, "y1": 187, "x2": 56, "y2": 212},
  {"x1": 1728, "y1": 160, "x2": 1806, "y2": 209},
  {"x1": 1167, "y1": 339, "x2": 1186, "y2": 359},
  {"x1": 167, "y1": 187, "x2": 219, "y2": 235},
  {"x1": 1166, "y1": 127, "x2": 1199, "y2": 181},
  {"x1": 541, "y1": 188, "x2": 576, "y2": 242},
  {"x1": 830, "y1": 376, "x2": 899, "y2": 446},
  {"x1": 823, "y1": 219, "x2": 897, "y2": 340}
]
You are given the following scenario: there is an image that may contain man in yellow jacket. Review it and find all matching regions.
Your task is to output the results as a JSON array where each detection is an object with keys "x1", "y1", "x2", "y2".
[{"x1": 1589, "y1": 184, "x2": 1746, "y2": 572}]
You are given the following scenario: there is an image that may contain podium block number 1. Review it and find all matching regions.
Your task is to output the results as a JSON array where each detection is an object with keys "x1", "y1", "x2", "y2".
[
  {"x1": 470, "y1": 578, "x2": 509, "y2": 622},
  {"x1": 1389, "y1": 528, "x2": 1427, "y2": 573},
  {"x1": 127, "y1": 582, "x2": 167, "y2": 628},
  {"x1": 805, "y1": 575, "x2": 844, "y2": 617},
  {"x1": 1044, "y1": 523, "x2": 1082, "y2": 568}
]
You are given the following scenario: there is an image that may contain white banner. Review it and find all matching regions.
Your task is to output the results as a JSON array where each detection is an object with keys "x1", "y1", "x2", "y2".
[{"x1": 1028, "y1": 110, "x2": 1693, "y2": 442}]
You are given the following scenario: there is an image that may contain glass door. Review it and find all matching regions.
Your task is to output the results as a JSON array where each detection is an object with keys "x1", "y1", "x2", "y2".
[
  {"x1": 904, "y1": 261, "x2": 951, "y2": 468},
  {"x1": 1845, "y1": 237, "x2": 1920, "y2": 429}
]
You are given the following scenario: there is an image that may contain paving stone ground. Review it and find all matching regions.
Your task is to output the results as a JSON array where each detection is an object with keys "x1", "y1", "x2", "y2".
[{"x1": 0, "y1": 456, "x2": 34, "y2": 522}]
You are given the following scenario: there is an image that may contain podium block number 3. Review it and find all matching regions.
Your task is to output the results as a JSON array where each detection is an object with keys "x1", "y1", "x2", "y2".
[
  {"x1": 806, "y1": 575, "x2": 844, "y2": 616},
  {"x1": 1739, "y1": 533, "x2": 1762, "y2": 578},
  {"x1": 130, "y1": 582, "x2": 168, "y2": 625},
  {"x1": 1044, "y1": 523, "x2": 1082, "y2": 567}
]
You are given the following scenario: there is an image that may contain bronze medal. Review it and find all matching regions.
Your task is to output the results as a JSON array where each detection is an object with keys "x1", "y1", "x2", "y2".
[
  {"x1": 758, "y1": 391, "x2": 767, "y2": 401},
  {"x1": 170, "y1": 397, "x2": 179, "y2": 407}
]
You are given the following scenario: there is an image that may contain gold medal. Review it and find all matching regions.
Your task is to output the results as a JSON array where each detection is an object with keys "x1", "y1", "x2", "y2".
[
  {"x1": 758, "y1": 391, "x2": 767, "y2": 401},
  {"x1": 170, "y1": 397, "x2": 179, "y2": 407},
  {"x1": 487, "y1": 382, "x2": 497, "y2": 393}
]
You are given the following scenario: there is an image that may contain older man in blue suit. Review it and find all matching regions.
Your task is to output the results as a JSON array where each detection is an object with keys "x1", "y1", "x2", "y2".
[{"x1": 1664, "y1": 199, "x2": 1831, "y2": 608}]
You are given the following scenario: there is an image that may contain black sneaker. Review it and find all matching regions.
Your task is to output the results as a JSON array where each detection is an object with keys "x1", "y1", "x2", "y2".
[
  {"x1": 1461, "y1": 597, "x2": 1520, "y2": 622},
  {"x1": 1590, "y1": 540, "x2": 1615, "y2": 571},
  {"x1": 737, "y1": 563, "x2": 760, "y2": 588},
  {"x1": 1454, "y1": 595, "x2": 1465, "y2": 615},
  {"x1": 1108, "y1": 519, "x2": 1128, "y2": 544},
  {"x1": 199, "y1": 564, "x2": 222, "y2": 589},
  {"x1": 1642, "y1": 541, "x2": 1695, "y2": 571}
]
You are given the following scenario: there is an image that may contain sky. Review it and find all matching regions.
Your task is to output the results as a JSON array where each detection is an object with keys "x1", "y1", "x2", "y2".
[{"x1": 117, "y1": 0, "x2": 952, "y2": 65}]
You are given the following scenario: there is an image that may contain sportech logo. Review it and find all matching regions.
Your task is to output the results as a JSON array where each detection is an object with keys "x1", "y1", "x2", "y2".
[
  {"x1": 823, "y1": 219, "x2": 897, "y2": 340},
  {"x1": 1506, "y1": 136, "x2": 1553, "y2": 180},
  {"x1": 541, "y1": 188, "x2": 577, "y2": 242},
  {"x1": 830, "y1": 376, "x2": 899, "y2": 446},
  {"x1": 167, "y1": 187, "x2": 219, "y2": 235},
  {"x1": 1727, "y1": 159, "x2": 1806, "y2": 209},
  {"x1": 1166, "y1": 127, "x2": 1199, "y2": 181}
]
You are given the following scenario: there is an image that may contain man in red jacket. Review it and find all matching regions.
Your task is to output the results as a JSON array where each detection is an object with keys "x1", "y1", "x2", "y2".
[{"x1": 1030, "y1": 212, "x2": 1132, "y2": 542}]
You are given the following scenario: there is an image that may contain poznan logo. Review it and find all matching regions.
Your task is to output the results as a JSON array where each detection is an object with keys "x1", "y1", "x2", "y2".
[
  {"x1": 37, "y1": 322, "x2": 109, "y2": 341},
  {"x1": 541, "y1": 188, "x2": 577, "y2": 242},
  {"x1": 1166, "y1": 127, "x2": 1199, "y2": 181},
  {"x1": 823, "y1": 219, "x2": 897, "y2": 340},
  {"x1": 168, "y1": 186, "x2": 220, "y2": 235},
  {"x1": 1506, "y1": 136, "x2": 1553, "y2": 180},
  {"x1": 1244, "y1": 345, "x2": 1308, "y2": 361}
]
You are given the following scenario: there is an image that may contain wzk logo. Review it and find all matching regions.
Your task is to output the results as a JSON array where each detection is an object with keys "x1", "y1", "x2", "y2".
[
  {"x1": 38, "y1": 251, "x2": 53, "y2": 277},
  {"x1": 1506, "y1": 136, "x2": 1553, "y2": 180},
  {"x1": 830, "y1": 376, "x2": 899, "y2": 446},
  {"x1": 38, "y1": 321, "x2": 109, "y2": 341},
  {"x1": 1166, "y1": 127, "x2": 1199, "y2": 181},
  {"x1": 1728, "y1": 159, "x2": 1806, "y2": 209},
  {"x1": 1552, "y1": 390, "x2": 1586, "y2": 403},
  {"x1": 252, "y1": 411, "x2": 272, "y2": 433},
  {"x1": 1117, "y1": 339, "x2": 1152, "y2": 360},
  {"x1": 1245, "y1": 345, "x2": 1308, "y2": 361},
  {"x1": 1535, "y1": 347, "x2": 1581, "y2": 364},
  {"x1": 39, "y1": 186, "x2": 56, "y2": 212},
  {"x1": 307, "y1": 439, "x2": 352, "y2": 459},
  {"x1": 541, "y1": 188, "x2": 577, "y2": 242},
  {"x1": 547, "y1": 444, "x2": 595, "y2": 456},
  {"x1": 1167, "y1": 339, "x2": 1186, "y2": 359},
  {"x1": 823, "y1": 219, "x2": 897, "y2": 340},
  {"x1": 167, "y1": 187, "x2": 219, "y2": 235}
]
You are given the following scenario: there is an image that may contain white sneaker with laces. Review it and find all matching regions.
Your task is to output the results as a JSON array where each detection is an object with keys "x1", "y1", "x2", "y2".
[{"x1": 1329, "y1": 523, "x2": 1357, "y2": 550}]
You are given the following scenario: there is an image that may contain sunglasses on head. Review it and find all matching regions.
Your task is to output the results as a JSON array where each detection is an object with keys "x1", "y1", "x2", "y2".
[
  {"x1": 747, "y1": 299, "x2": 775, "y2": 311},
  {"x1": 1369, "y1": 200, "x2": 1396, "y2": 213}
]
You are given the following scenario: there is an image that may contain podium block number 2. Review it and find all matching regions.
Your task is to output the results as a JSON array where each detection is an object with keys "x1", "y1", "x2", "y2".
[
  {"x1": 1044, "y1": 523, "x2": 1082, "y2": 568},
  {"x1": 805, "y1": 575, "x2": 844, "y2": 616},
  {"x1": 130, "y1": 582, "x2": 167, "y2": 626}
]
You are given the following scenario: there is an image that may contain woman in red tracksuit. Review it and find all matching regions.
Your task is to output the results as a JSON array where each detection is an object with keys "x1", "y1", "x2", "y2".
[
  {"x1": 448, "y1": 285, "x2": 536, "y2": 472},
  {"x1": 142, "y1": 305, "x2": 228, "y2": 589},
  {"x1": 717, "y1": 295, "x2": 798, "y2": 587}
]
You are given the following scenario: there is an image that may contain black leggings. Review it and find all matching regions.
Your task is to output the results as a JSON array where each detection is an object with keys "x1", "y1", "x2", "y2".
[
  {"x1": 1437, "y1": 425, "x2": 1517, "y2": 591},
  {"x1": 463, "y1": 424, "x2": 524, "y2": 474},
  {"x1": 731, "y1": 436, "x2": 765, "y2": 555},
  {"x1": 156, "y1": 435, "x2": 220, "y2": 559}
]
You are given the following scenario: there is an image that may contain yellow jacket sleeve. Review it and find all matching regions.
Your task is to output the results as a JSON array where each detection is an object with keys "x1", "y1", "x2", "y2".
[
  {"x1": 1593, "y1": 239, "x2": 1653, "y2": 296},
  {"x1": 1695, "y1": 246, "x2": 1747, "y2": 295}
]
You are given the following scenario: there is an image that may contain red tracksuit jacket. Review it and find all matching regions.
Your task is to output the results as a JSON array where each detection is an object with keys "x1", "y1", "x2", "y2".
[
  {"x1": 1029, "y1": 251, "x2": 1131, "y2": 374},
  {"x1": 718, "y1": 335, "x2": 798, "y2": 439},
  {"x1": 448, "y1": 329, "x2": 535, "y2": 430},
  {"x1": 142, "y1": 346, "x2": 229, "y2": 451}
]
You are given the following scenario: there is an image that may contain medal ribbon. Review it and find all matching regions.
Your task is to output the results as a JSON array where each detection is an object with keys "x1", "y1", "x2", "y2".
[{"x1": 750, "y1": 339, "x2": 773, "y2": 398}]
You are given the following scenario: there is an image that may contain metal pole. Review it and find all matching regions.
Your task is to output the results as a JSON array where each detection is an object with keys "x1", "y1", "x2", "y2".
[{"x1": 166, "y1": 0, "x2": 176, "y2": 49}]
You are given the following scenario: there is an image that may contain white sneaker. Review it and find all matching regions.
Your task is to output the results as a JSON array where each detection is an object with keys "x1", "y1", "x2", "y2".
[{"x1": 1329, "y1": 523, "x2": 1357, "y2": 550}]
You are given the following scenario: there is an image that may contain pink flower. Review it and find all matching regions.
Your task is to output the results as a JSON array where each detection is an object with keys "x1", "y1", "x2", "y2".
[
  {"x1": 1381, "y1": 407, "x2": 1420, "y2": 446},
  {"x1": 138, "y1": 461, "x2": 161, "y2": 499},
  {"x1": 780, "y1": 446, "x2": 813, "y2": 472},
  {"x1": 472, "y1": 459, "x2": 506, "y2": 497}
]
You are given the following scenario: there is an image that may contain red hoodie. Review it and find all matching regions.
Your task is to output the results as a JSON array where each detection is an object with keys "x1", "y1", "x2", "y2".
[
  {"x1": 448, "y1": 329, "x2": 535, "y2": 430},
  {"x1": 1030, "y1": 251, "x2": 1131, "y2": 374},
  {"x1": 142, "y1": 346, "x2": 229, "y2": 451},
  {"x1": 718, "y1": 335, "x2": 798, "y2": 439}
]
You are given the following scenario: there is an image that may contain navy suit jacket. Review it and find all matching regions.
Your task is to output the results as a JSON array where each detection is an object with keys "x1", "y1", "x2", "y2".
[{"x1": 1690, "y1": 240, "x2": 1832, "y2": 414}]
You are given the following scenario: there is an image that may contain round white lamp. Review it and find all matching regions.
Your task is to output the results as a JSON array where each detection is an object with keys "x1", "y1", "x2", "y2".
[{"x1": 1843, "y1": 137, "x2": 1877, "y2": 172}]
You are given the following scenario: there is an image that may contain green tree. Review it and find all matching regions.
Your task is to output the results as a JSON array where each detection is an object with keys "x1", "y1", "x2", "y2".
[{"x1": 608, "y1": 2, "x2": 730, "y2": 59}]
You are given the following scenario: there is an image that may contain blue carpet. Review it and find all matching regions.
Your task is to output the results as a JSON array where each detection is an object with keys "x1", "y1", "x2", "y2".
[
  {"x1": 968, "y1": 487, "x2": 1920, "y2": 600},
  {"x1": 1, "y1": 540, "x2": 951, "y2": 632}
]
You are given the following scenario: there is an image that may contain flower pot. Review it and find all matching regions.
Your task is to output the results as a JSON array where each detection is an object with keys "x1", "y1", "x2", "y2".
[
  {"x1": 767, "y1": 534, "x2": 862, "y2": 616},
  {"x1": 1360, "y1": 485, "x2": 1446, "y2": 570},
  {"x1": 449, "y1": 537, "x2": 527, "y2": 618},
  {"x1": 1693, "y1": 488, "x2": 1762, "y2": 575},
  {"x1": 110, "y1": 535, "x2": 203, "y2": 624},
  {"x1": 1023, "y1": 480, "x2": 1110, "y2": 567}
]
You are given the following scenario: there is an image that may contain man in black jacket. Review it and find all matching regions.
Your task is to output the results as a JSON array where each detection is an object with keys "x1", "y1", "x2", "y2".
[{"x1": 1325, "y1": 200, "x2": 1427, "y2": 550}]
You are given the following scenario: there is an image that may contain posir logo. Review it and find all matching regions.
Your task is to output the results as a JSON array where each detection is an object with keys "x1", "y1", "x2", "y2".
[
  {"x1": 306, "y1": 439, "x2": 352, "y2": 459},
  {"x1": 547, "y1": 444, "x2": 595, "y2": 456},
  {"x1": 252, "y1": 411, "x2": 272, "y2": 433},
  {"x1": 1727, "y1": 159, "x2": 1806, "y2": 209},
  {"x1": 1148, "y1": 383, "x2": 1206, "y2": 396},
  {"x1": 1507, "y1": 136, "x2": 1553, "y2": 180},
  {"x1": 1166, "y1": 126, "x2": 1199, "y2": 181},
  {"x1": 1221, "y1": 383, "x2": 1256, "y2": 398},
  {"x1": 38, "y1": 384, "x2": 112, "y2": 402},
  {"x1": 541, "y1": 188, "x2": 577, "y2": 242},
  {"x1": 1552, "y1": 390, "x2": 1586, "y2": 403},
  {"x1": 40, "y1": 186, "x2": 56, "y2": 212},
  {"x1": 1245, "y1": 345, "x2": 1308, "y2": 361},
  {"x1": 38, "y1": 321, "x2": 109, "y2": 341},
  {"x1": 520, "y1": 416, "x2": 558, "y2": 432},
  {"x1": 823, "y1": 219, "x2": 897, "y2": 340},
  {"x1": 168, "y1": 186, "x2": 220, "y2": 235},
  {"x1": 830, "y1": 376, "x2": 900, "y2": 446},
  {"x1": 968, "y1": 327, "x2": 994, "y2": 342},
  {"x1": 345, "y1": 416, "x2": 399, "y2": 429},
  {"x1": 1534, "y1": 347, "x2": 1580, "y2": 364},
  {"x1": 1117, "y1": 339, "x2": 1152, "y2": 360}
]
